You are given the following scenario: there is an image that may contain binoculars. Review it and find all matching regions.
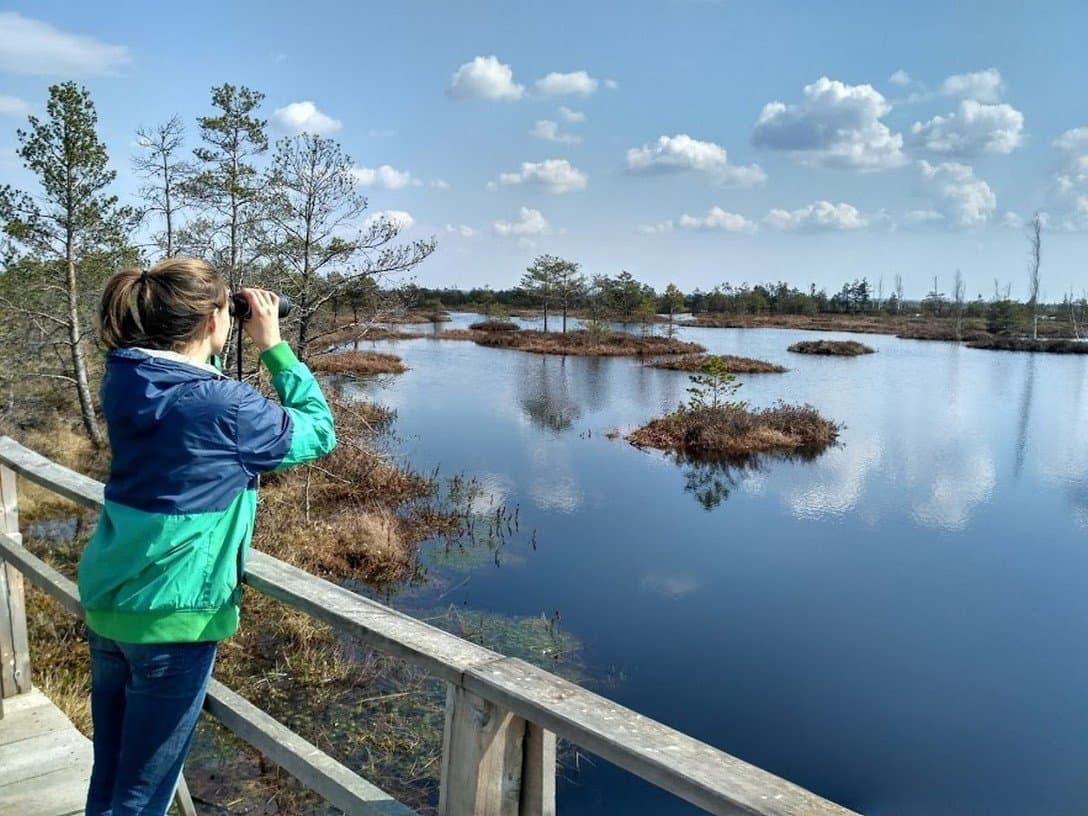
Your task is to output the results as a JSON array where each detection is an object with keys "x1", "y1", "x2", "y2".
[{"x1": 229, "y1": 293, "x2": 292, "y2": 321}]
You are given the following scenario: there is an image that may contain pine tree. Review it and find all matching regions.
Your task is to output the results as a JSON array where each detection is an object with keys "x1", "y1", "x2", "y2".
[{"x1": 0, "y1": 82, "x2": 136, "y2": 446}]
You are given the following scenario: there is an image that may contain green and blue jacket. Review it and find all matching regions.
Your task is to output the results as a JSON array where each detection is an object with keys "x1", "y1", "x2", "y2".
[{"x1": 77, "y1": 342, "x2": 336, "y2": 644}]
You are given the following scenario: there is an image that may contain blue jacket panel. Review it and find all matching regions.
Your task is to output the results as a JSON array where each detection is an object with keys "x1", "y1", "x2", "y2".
[{"x1": 100, "y1": 348, "x2": 294, "y2": 515}]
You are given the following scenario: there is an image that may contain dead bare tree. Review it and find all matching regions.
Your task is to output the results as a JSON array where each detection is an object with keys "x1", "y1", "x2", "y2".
[
  {"x1": 953, "y1": 268, "x2": 966, "y2": 341},
  {"x1": 133, "y1": 115, "x2": 192, "y2": 257},
  {"x1": 894, "y1": 274, "x2": 904, "y2": 313},
  {"x1": 1028, "y1": 212, "x2": 1042, "y2": 339}
]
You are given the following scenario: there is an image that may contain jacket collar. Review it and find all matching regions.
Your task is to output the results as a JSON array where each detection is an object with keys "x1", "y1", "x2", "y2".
[{"x1": 112, "y1": 346, "x2": 226, "y2": 379}]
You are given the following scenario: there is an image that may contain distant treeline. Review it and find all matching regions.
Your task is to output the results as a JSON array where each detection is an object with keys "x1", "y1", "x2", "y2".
[{"x1": 402, "y1": 271, "x2": 1083, "y2": 334}]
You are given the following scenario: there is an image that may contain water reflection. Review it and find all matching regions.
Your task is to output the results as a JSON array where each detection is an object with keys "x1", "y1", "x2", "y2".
[
  {"x1": 1014, "y1": 354, "x2": 1035, "y2": 479},
  {"x1": 677, "y1": 456, "x2": 753, "y2": 510},
  {"x1": 349, "y1": 317, "x2": 1088, "y2": 815},
  {"x1": 518, "y1": 355, "x2": 582, "y2": 432}
]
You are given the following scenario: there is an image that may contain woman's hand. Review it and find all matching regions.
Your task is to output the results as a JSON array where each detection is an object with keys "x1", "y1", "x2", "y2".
[{"x1": 238, "y1": 288, "x2": 283, "y2": 351}]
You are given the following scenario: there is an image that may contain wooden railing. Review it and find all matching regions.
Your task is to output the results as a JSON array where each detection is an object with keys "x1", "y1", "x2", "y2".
[{"x1": 0, "y1": 436, "x2": 859, "y2": 816}]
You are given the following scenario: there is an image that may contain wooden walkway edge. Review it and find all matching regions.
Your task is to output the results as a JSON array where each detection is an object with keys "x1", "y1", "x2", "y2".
[{"x1": 0, "y1": 686, "x2": 92, "y2": 816}]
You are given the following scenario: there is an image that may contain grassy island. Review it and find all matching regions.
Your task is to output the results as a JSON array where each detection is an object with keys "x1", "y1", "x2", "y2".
[
  {"x1": 309, "y1": 350, "x2": 407, "y2": 375},
  {"x1": 788, "y1": 340, "x2": 874, "y2": 356},
  {"x1": 647, "y1": 353, "x2": 786, "y2": 373},
  {"x1": 626, "y1": 356, "x2": 839, "y2": 460},
  {"x1": 473, "y1": 329, "x2": 704, "y2": 357},
  {"x1": 966, "y1": 337, "x2": 1088, "y2": 354},
  {"x1": 628, "y1": 402, "x2": 839, "y2": 460},
  {"x1": 468, "y1": 319, "x2": 520, "y2": 332}
]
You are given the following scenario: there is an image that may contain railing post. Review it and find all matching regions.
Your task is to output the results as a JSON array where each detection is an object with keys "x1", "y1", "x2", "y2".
[
  {"x1": 0, "y1": 464, "x2": 31, "y2": 700},
  {"x1": 439, "y1": 682, "x2": 555, "y2": 816}
]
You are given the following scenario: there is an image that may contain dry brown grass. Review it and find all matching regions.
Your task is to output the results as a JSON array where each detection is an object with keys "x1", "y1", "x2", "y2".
[
  {"x1": 628, "y1": 402, "x2": 840, "y2": 460},
  {"x1": 966, "y1": 337, "x2": 1088, "y2": 353},
  {"x1": 309, "y1": 350, "x2": 407, "y2": 376},
  {"x1": 681, "y1": 312, "x2": 1011, "y2": 342},
  {"x1": 13, "y1": 419, "x2": 108, "y2": 522},
  {"x1": 788, "y1": 340, "x2": 875, "y2": 356},
  {"x1": 321, "y1": 325, "x2": 426, "y2": 345},
  {"x1": 431, "y1": 328, "x2": 485, "y2": 342},
  {"x1": 474, "y1": 329, "x2": 704, "y2": 357},
  {"x1": 647, "y1": 354, "x2": 787, "y2": 373}
]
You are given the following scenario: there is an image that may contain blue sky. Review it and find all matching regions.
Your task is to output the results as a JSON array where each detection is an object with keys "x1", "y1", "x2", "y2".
[{"x1": 1, "y1": 1, "x2": 1087, "y2": 299}]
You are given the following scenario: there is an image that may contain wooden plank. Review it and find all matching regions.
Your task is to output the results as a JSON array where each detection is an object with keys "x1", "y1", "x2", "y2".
[
  {"x1": 0, "y1": 533, "x2": 84, "y2": 619},
  {"x1": 0, "y1": 689, "x2": 91, "y2": 816},
  {"x1": 0, "y1": 438, "x2": 103, "y2": 510},
  {"x1": 0, "y1": 465, "x2": 30, "y2": 698},
  {"x1": 0, "y1": 765, "x2": 90, "y2": 816},
  {"x1": 439, "y1": 684, "x2": 525, "y2": 816},
  {"x1": 519, "y1": 721, "x2": 556, "y2": 816},
  {"x1": 0, "y1": 560, "x2": 15, "y2": 698},
  {"x1": 464, "y1": 658, "x2": 860, "y2": 816},
  {"x1": 0, "y1": 695, "x2": 72, "y2": 746},
  {"x1": 3, "y1": 562, "x2": 31, "y2": 695},
  {"x1": 245, "y1": 551, "x2": 502, "y2": 685},
  {"x1": 0, "y1": 727, "x2": 89, "y2": 786},
  {"x1": 204, "y1": 678, "x2": 416, "y2": 816},
  {"x1": 173, "y1": 774, "x2": 198, "y2": 816}
]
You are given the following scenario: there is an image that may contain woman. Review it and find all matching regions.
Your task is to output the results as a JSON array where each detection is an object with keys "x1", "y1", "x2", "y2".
[{"x1": 77, "y1": 257, "x2": 336, "y2": 815}]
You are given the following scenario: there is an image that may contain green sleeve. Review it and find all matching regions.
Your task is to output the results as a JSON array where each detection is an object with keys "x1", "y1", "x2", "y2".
[{"x1": 259, "y1": 342, "x2": 337, "y2": 470}]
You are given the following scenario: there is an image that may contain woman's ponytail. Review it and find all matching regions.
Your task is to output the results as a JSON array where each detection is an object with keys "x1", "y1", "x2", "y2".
[{"x1": 98, "y1": 258, "x2": 228, "y2": 351}]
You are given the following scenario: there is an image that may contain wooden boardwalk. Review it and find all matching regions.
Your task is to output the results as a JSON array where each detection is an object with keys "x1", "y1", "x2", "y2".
[{"x1": 0, "y1": 688, "x2": 92, "y2": 816}]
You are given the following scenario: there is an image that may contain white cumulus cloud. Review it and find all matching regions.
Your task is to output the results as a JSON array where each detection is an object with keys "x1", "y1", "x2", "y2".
[
  {"x1": 535, "y1": 70, "x2": 599, "y2": 96},
  {"x1": 764, "y1": 201, "x2": 869, "y2": 231},
  {"x1": 493, "y1": 207, "x2": 550, "y2": 237},
  {"x1": 0, "y1": 95, "x2": 31, "y2": 117},
  {"x1": 530, "y1": 120, "x2": 580, "y2": 144},
  {"x1": 271, "y1": 101, "x2": 342, "y2": 135},
  {"x1": 752, "y1": 76, "x2": 906, "y2": 171},
  {"x1": 448, "y1": 56, "x2": 524, "y2": 101},
  {"x1": 0, "y1": 12, "x2": 130, "y2": 76},
  {"x1": 625, "y1": 134, "x2": 766, "y2": 186},
  {"x1": 889, "y1": 69, "x2": 912, "y2": 87},
  {"x1": 1048, "y1": 127, "x2": 1088, "y2": 230},
  {"x1": 493, "y1": 159, "x2": 587, "y2": 194},
  {"x1": 351, "y1": 164, "x2": 421, "y2": 189},
  {"x1": 678, "y1": 206, "x2": 757, "y2": 233},
  {"x1": 444, "y1": 224, "x2": 475, "y2": 237},
  {"x1": 918, "y1": 160, "x2": 996, "y2": 227},
  {"x1": 365, "y1": 210, "x2": 415, "y2": 231},
  {"x1": 911, "y1": 100, "x2": 1023, "y2": 157},
  {"x1": 940, "y1": 68, "x2": 1004, "y2": 102},
  {"x1": 558, "y1": 106, "x2": 585, "y2": 123}
]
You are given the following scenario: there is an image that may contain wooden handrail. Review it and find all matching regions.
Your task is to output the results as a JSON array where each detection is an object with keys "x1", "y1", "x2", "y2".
[{"x1": 0, "y1": 436, "x2": 860, "y2": 816}]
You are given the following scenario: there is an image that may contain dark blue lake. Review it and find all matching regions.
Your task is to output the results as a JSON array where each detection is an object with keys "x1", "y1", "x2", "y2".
[{"x1": 346, "y1": 313, "x2": 1088, "y2": 815}]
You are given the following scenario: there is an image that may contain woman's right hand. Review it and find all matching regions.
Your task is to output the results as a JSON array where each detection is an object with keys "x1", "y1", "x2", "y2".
[{"x1": 239, "y1": 288, "x2": 283, "y2": 351}]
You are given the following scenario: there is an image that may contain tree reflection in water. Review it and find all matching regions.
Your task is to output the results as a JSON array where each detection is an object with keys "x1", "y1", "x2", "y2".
[
  {"x1": 676, "y1": 455, "x2": 753, "y2": 510},
  {"x1": 518, "y1": 355, "x2": 583, "y2": 432},
  {"x1": 673, "y1": 447, "x2": 829, "y2": 511}
]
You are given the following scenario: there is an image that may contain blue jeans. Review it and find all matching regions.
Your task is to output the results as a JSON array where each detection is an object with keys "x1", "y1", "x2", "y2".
[{"x1": 85, "y1": 630, "x2": 218, "y2": 816}]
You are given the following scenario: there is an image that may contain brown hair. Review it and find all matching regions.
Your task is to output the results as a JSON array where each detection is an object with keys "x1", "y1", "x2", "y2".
[{"x1": 99, "y1": 258, "x2": 228, "y2": 351}]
